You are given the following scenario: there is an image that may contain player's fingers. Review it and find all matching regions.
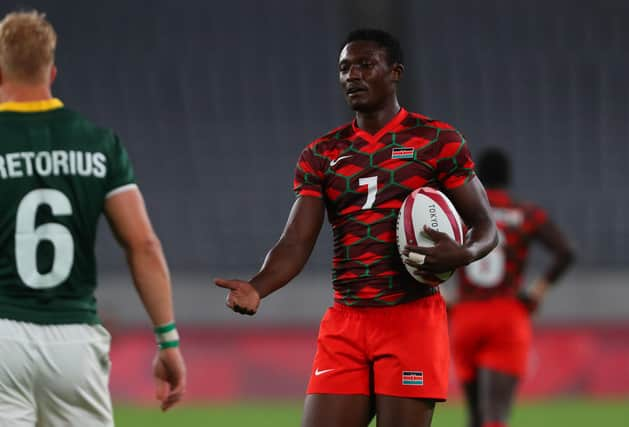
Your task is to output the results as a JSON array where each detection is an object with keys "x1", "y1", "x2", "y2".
[
  {"x1": 214, "y1": 278, "x2": 239, "y2": 290},
  {"x1": 414, "y1": 272, "x2": 441, "y2": 286},
  {"x1": 170, "y1": 375, "x2": 186, "y2": 396},
  {"x1": 403, "y1": 245, "x2": 433, "y2": 256},
  {"x1": 422, "y1": 225, "x2": 449, "y2": 240},
  {"x1": 161, "y1": 393, "x2": 181, "y2": 411},
  {"x1": 161, "y1": 380, "x2": 185, "y2": 411},
  {"x1": 404, "y1": 260, "x2": 421, "y2": 270},
  {"x1": 404, "y1": 256, "x2": 428, "y2": 270},
  {"x1": 233, "y1": 304, "x2": 247, "y2": 314},
  {"x1": 155, "y1": 378, "x2": 169, "y2": 402},
  {"x1": 225, "y1": 293, "x2": 236, "y2": 308},
  {"x1": 407, "y1": 252, "x2": 425, "y2": 265},
  {"x1": 234, "y1": 304, "x2": 256, "y2": 315}
]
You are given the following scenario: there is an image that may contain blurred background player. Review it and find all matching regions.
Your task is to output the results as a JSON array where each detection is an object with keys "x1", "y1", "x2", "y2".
[
  {"x1": 215, "y1": 29, "x2": 497, "y2": 427},
  {"x1": 450, "y1": 147, "x2": 575, "y2": 427},
  {"x1": 0, "y1": 10, "x2": 186, "y2": 425}
]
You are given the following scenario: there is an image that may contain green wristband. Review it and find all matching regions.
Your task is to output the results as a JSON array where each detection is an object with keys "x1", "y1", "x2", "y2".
[
  {"x1": 154, "y1": 322, "x2": 176, "y2": 334},
  {"x1": 158, "y1": 340, "x2": 180, "y2": 350},
  {"x1": 154, "y1": 322, "x2": 179, "y2": 348}
]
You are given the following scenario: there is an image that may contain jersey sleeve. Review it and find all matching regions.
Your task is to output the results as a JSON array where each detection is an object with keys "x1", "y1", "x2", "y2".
[
  {"x1": 435, "y1": 131, "x2": 476, "y2": 190},
  {"x1": 105, "y1": 134, "x2": 136, "y2": 197},
  {"x1": 293, "y1": 144, "x2": 325, "y2": 198}
]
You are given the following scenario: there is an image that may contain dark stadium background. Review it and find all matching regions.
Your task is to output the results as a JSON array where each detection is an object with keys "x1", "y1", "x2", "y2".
[{"x1": 2, "y1": 0, "x2": 628, "y2": 417}]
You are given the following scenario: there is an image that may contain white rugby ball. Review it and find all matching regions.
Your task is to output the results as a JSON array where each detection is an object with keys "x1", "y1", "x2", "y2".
[{"x1": 396, "y1": 187, "x2": 465, "y2": 286}]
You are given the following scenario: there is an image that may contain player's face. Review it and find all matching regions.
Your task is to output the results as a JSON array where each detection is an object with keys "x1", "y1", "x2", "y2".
[{"x1": 338, "y1": 41, "x2": 399, "y2": 112}]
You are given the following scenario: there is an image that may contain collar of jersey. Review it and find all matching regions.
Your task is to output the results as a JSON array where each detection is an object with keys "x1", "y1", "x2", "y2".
[
  {"x1": 0, "y1": 98, "x2": 64, "y2": 113},
  {"x1": 352, "y1": 108, "x2": 408, "y2": 143}
]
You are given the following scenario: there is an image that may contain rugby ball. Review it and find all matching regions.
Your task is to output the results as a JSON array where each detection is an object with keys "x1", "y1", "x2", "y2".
[{"x1": 396, "y1": 187, "x2": 465, "y2": 286}]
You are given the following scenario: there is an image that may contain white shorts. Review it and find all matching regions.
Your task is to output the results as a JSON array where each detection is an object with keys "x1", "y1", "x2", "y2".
[{"x1": 0, "y1": 319, "x2": 113, "y2": 427}]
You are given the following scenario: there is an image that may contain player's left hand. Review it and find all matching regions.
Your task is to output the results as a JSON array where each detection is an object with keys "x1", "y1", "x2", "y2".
[
  {"x1": 518, "y1": 278, "x2": 550, "y2": 314},
  {"x1": 517, "y1": 291, "x2": 540, "y2": 313},
  {"x1": 153, "y1": 347, "x2": 186, "y2": 412},
  {"x1": 403, "y1": 225, "x2": 471, "y2": 274}
]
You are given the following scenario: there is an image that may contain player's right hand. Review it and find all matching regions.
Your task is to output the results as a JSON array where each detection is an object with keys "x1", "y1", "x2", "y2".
[
  {"x1": 214, "y1": 278, "x2": 261, "y2": 315},
  {"x1": 153, "y1": 347, "x2": 186, "y2": 411}
]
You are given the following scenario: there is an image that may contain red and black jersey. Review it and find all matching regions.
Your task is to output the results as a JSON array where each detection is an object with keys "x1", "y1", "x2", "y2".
[
  {"x1": 294, "y1": 108, "x2": 475, "y2": 306},
  {"x1": 456, "y1": 189, "x2": 548, "y2": 302}
]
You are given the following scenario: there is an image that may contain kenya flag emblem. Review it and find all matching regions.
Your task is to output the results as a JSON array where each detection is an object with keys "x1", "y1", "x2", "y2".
[
  {"x1": 402, "y1": 371, "x2": 424, "y2": 386},
  {"x1": 392, "y1": 147, "x2": 414, "y2": 159}
]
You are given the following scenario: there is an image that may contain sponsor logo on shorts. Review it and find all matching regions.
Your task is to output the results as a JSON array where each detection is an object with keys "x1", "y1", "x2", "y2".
[{"x1": 402, "y1": 371, "x2": 424, "y2": 386}]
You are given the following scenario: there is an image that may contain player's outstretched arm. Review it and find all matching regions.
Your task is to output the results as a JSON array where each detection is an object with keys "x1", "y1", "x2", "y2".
[
  {"x1": 105, "y1": 188, "x2": 186, "y2": 411},
  {"x1": 405, "y1": 177, "x2": 498, "y2": 273},
  {"x1": 525, "y1": 219, "x2": 576, "y2": 307},
  {"x1": 215, "y1": 196, "x2": 325, "y2": 315}
]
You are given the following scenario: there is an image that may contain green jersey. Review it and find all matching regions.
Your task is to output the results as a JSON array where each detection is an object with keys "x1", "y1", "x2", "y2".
[{"x1": 0, "y1": 99, "x2": 135, "y2": 325}]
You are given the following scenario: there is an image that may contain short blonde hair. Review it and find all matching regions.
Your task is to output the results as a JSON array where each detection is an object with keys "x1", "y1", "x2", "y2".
[{"x1": 0, "y1": 10, "x2": 57, "y2": 83}]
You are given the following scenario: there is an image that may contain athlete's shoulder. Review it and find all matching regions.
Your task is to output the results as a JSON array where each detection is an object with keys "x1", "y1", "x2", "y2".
[
  {"x1": 507, "y1": 195, "x2": 545, "y2": 215},
  {"x1": 519, "y1": 200, "x2": 548, "y2": 220},
  {"x1": 59, "y1": 108, "x2": 118, "y2": 143},
  {"x1": 405, "y1": 111, "x2": 460, "y2": 132},
  {"x1": 494, "y1": 193, "x2": 548, "y2": 229},
  {"x1": 304, "y1": 121, "x2": 354, "y2": 151},
  {"x1": 404, "y1": 111, "x2": 466, "y2": 154}
]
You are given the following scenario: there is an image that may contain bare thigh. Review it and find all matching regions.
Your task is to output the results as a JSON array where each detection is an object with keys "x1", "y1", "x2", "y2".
[
  {"x1": 375, "y1": 395, "x2": 435, "y2": 427},
  {"x1": 301, "y1": 394, "x2": 373, "y2": 427}
]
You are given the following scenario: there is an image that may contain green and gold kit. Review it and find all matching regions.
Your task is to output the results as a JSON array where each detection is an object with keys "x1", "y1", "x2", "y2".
[{"x1": 0, "y1": 99, "x2": 135, "y2": 324}]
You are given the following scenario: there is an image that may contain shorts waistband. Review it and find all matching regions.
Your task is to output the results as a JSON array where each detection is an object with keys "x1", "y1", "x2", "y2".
[
  {"x1": 0, "y1": 318, "x2": 110, "y2": 344},
  {"x1": 331, "y1": 287, "x2": 441, "y2": 316}
]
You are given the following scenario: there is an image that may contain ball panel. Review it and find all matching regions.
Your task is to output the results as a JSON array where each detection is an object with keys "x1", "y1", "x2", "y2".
[
  {"x1": 396, "y1": 187, "x2": 464, "y2": 286},
  {"x1": 402, "y1": 190, "x2": 419, "y2": 247},
  {"x1": 416, "y1": 187, "x2": 464, "y2": 245}
]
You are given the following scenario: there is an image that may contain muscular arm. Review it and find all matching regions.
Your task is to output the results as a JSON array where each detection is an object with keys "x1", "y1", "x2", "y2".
[
  {"x1": 447, "y1": 176, "x2": 499, "y2": 264},
  {"x1": 524, "y1": 219, "x2": 576, "y2": 306},
  {"x1": 105, "y1": 188, "x2": 174, "y2": 325},
  {"x1": 251, "y1": 196, "x2": 325, "y2": 297},
  {"x1": 536, "y1": 219, "x2": 575, "y2": 284},
  {"x1": 214, "y1": 196, "x2": 325, "y2": 314},
  {"x1": 105, "y1": 188, "x2": 185, "y2": 410}
]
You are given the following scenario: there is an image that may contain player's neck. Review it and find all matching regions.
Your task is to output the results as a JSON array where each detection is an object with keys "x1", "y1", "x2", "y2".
[
  {"x1": 354, "y1": 99, "x2": 401, "y2": 135},
  {"x1": 0, "y1": 81, "x2": 53, "y2": 104}
]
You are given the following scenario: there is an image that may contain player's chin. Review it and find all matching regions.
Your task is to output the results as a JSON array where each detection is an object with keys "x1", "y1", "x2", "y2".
[{"x1": 345, "y1": 96, "x2": 372, "y2": 112}]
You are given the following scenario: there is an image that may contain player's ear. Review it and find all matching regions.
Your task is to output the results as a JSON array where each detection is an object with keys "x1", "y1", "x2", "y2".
[
  {"x1": 391, "y1": 63, "x2": 404, "y2": 83},
  {"x1": 49, "y1": 65, "x2": 57, "y2": 85}
]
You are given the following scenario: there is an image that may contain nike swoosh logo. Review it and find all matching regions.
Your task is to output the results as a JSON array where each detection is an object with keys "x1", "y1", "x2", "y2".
[
  {"x1": 330, "y1": 155, "x2": 352, "y2": 167},
  {"x1": 314, "y1": 368, "x2": 335, "y2": 376}
]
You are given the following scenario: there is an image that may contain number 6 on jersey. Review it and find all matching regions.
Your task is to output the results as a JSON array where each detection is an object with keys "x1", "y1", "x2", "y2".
[{"x1": 15, "y1": 189, "x2": 75, "y2": 289}]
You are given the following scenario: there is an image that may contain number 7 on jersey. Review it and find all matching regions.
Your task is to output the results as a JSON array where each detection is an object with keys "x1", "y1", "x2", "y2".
[{"x1": 359, "y1": 176, "x2": 378, "y2": 210}]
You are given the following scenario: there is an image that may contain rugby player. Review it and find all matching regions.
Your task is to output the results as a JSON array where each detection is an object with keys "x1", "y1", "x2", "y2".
[
  {"x1": 0, "y1": 11, "x2": 186, "y2": 425},
  {"x1": 215, "y1": 29, "x2": 497, "y2": 427},
  {"x1": 452, "y1": 148, "x2": 575, "y2": 427}
]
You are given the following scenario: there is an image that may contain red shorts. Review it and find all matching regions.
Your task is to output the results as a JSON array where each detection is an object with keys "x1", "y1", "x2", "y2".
[
  {"x1": 450, "y1": 297, "x2": 532, "y2": 382},
  {"x1": 306, "y1": 293, "x2": 449, "y2": 400}
]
